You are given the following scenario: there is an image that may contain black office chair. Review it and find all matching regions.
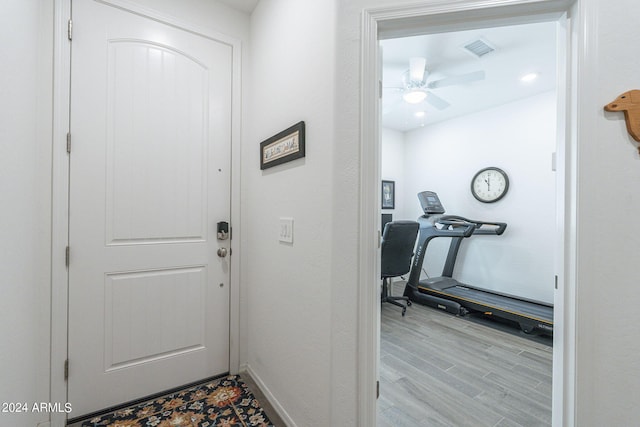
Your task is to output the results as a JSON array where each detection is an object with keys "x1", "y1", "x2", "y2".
[{"x1": 381, "y1": 220, "x2": 419, "y2": 316}]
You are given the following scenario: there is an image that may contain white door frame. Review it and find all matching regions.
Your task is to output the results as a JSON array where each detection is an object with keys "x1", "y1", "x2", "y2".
[
  {"x1": 358, "y1": 1, "x2": 582, "y2": 426},
  {"x1": 50, "y1": 1, "x2": 242, "y2": 425}
]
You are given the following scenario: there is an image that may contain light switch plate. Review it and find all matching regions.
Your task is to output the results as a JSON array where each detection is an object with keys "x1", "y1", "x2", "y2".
[{"x1": 279, "y1": 217, "x2": 294, "y2": 243}]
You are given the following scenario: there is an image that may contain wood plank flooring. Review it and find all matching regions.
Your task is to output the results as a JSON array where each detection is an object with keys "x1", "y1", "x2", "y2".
[{"x1": 378, "y1": 282, "x2": 553, "y2": 427}]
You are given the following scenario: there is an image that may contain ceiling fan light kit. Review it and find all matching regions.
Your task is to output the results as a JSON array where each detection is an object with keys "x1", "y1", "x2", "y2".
[
  {"x1": 403, "y1": 89, "x2": 428, "y2": 104},
  {"x1": 392, "y1": 56, "x2": 485, "y2": 110}
]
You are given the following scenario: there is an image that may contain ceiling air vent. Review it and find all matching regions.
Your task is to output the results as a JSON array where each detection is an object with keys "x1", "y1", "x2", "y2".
[{"x1": 463, "y1": 38, "x2": 495, "y2": 58}]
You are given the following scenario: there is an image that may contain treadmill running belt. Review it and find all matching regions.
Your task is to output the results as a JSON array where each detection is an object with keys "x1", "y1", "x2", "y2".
[{"x1": 420, "y1": 285, "x2": 553, "y2": 324}]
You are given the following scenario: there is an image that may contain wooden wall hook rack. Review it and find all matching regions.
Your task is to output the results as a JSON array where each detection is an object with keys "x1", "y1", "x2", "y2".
[{"x1": 604, "y1": 90, "x2": 640, "y2": 154}]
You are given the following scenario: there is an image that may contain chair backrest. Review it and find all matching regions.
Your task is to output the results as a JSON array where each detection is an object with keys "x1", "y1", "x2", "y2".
[{"x1": 381, "y1": 220, "x2": 419, "y2": 278}]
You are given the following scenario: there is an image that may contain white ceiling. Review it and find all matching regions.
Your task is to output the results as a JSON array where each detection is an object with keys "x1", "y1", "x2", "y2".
[
  {"x1": 216, "y1": 0, "x2": 259, "y2": 14},
  {"x1": 381, "y1": 21, "x2": 558, "y2": 132}
]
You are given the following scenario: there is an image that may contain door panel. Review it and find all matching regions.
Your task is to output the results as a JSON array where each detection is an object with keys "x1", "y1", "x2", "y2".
[
  {"x1": 68, "y1": 0, "x2": 232, "y2": 416},
  {"x1": 104, "y1": 266, "x2": 206, "y2": 371},
  {"x1": 106, "y1": 41, "x2": 208, "y2": 244}
]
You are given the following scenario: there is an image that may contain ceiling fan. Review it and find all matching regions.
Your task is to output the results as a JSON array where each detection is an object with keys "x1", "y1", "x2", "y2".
[{"x1": 386, "y1": 57, "x2": 485, "y2": 110}]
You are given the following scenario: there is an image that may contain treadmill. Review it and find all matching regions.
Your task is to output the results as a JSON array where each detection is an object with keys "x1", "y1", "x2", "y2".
[{"x1": 403, "y1": 191, "x2": 553, "y2": 335}]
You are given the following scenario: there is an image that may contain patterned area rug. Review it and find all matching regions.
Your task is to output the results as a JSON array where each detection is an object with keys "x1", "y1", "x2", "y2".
[{"x1": 79, "y1": 375, "x2": 273, "y2": 427}]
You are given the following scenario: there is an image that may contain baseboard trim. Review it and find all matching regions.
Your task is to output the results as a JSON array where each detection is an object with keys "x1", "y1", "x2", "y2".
[{"x1": 241, "y1": 364, "x2": 296, "y2": 427}]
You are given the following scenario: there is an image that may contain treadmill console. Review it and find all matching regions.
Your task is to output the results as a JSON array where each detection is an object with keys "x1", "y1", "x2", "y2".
[{"x1": 418, "y1": 191, "x2": 445, "y2": 215}]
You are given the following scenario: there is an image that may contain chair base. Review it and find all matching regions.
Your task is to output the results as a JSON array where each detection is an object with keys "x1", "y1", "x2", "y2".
[{"x1": 381, "y1": 278, "x2": 410, "y2": 316}]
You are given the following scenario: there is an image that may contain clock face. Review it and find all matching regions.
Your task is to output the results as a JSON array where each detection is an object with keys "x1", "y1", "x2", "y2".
[{"x1": 471, "y1": 167, "x2": 509, "y2": 203}]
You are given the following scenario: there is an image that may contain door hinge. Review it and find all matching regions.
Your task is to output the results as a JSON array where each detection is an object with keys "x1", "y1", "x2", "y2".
[
  {"x1": 66, "y1": 132, "x2": 71, "y2": 153},
  {"x1": 67, "y1": 18, "x2": 73, "y2": 41},
  {"x1": 555, "y1": 275, "x2": 558, "y2": 289},
  {"x1": 64, "y1": 359, "x2": 69, "y2": 380},
  {"x1": 376, "y1": 380, "x2": 380, "y2": 398},
  {"x1": 378, "y1": 80, "x2": 383, "y2": 99},
  {"x1": 65, "y1": 246, "x2": 70, "y2": 267}
]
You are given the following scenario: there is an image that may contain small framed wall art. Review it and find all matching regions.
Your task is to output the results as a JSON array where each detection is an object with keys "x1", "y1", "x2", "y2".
[
  {"x1": 260, "y1": 121, "x2": 306, "y2": 170},
  {"x1": 382, "y1": 180, "x2": 395, "y2": 209}
]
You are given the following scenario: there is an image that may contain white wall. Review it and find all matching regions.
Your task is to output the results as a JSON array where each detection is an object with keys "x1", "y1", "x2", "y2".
[
  {"x1": 381, "y1": 128, "x2": 406, "y2": 221},
  {"x1": 575, "y1": 0, "x2": 640, "y2": 424},
  {"x1": 243, "y1": 1, "x2": 337, "y2": 425},
  {"x1": 397, "y1": 91, "x2": 557, "y2": 303},
  {"x1": 124, "y1": 0, "x2": 250, "y2": 40},
  {"x1": 0, "y1": 2, "x2": 53, "y2": 426}
]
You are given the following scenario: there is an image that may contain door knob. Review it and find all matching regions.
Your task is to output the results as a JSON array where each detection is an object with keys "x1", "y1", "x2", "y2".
[{"x1": 217, "y1": 248, "x2": 228, "y2": 258}]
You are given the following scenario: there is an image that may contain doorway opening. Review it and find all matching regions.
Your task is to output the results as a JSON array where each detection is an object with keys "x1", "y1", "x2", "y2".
[{"x1": 361, "y1": 3, "x2": 574, "y2": 426}]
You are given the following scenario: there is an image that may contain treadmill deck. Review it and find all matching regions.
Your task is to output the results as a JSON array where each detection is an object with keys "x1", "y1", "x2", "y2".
[{"x1": 417, "y1": 282, "x2": 553, "y2": 326}]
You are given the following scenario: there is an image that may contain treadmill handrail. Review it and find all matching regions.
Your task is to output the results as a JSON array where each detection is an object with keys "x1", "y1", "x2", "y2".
[
  {"x1": 434, "y1": 218, "x2": 476, "y2": 238},
  {"x1": 440, "y1": 215, "x2": 507, "y2": 235}
]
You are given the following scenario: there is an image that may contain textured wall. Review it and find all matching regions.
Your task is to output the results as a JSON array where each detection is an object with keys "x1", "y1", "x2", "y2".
[
  {"x1": 0, "y1": 1, "x2": 53, "y2": 426},
  {"x1": 401, "y1": 92, "x2": 557, "y2": 303},
  {"x1": 243, "y1": 1, "x2": 336, "y2": 425},
  {"x1": 574, "y1": 0, "x2": 640, "y2": 424}
]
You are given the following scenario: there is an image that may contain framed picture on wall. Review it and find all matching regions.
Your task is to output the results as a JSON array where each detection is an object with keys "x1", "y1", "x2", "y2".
[
  {"x1": 381, "y1": 180, "x2": 395, "y2": 209},
  {"x1": 260, "y1": 121, "x2": 305, "y2": 170}
]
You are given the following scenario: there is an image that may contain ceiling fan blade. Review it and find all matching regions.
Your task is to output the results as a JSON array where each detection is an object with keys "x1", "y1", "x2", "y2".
[
  {"x1": 427, "y1": 70, "x2": 485, "y2": 89},
  {"x1": 425, "y1": 91, "x2": 451, "y2": 110},
  {"x1": 409, "y1": 57, "x2": 427, "y2": 82}
]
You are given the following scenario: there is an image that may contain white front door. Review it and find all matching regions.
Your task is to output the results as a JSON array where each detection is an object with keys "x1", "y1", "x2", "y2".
[{"x1": 68, "y1": 0, "x2": 232, "y2": 417}]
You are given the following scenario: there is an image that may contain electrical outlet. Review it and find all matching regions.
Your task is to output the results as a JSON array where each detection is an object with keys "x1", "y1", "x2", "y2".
[{"x1": 279, "y1": 217, "x2": 294, "y2": 243}]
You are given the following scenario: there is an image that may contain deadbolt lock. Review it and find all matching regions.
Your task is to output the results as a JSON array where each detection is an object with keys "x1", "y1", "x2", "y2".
[{"x1": 217, "y1": 221, "x2": 229, "y2": 240}]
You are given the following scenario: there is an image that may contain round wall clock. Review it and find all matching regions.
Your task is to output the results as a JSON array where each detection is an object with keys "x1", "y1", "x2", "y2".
[{"x1": 471, "y1": 167, "x2": 509, "y2": 203}]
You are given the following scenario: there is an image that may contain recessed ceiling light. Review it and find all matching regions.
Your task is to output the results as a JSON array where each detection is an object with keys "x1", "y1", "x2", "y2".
[
  {"x1": 520, "y1": 72, "x2": 539, "y2": 83},
  {"x1": 415, "y1": 111, "x2": 425, "y2": 118}
]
